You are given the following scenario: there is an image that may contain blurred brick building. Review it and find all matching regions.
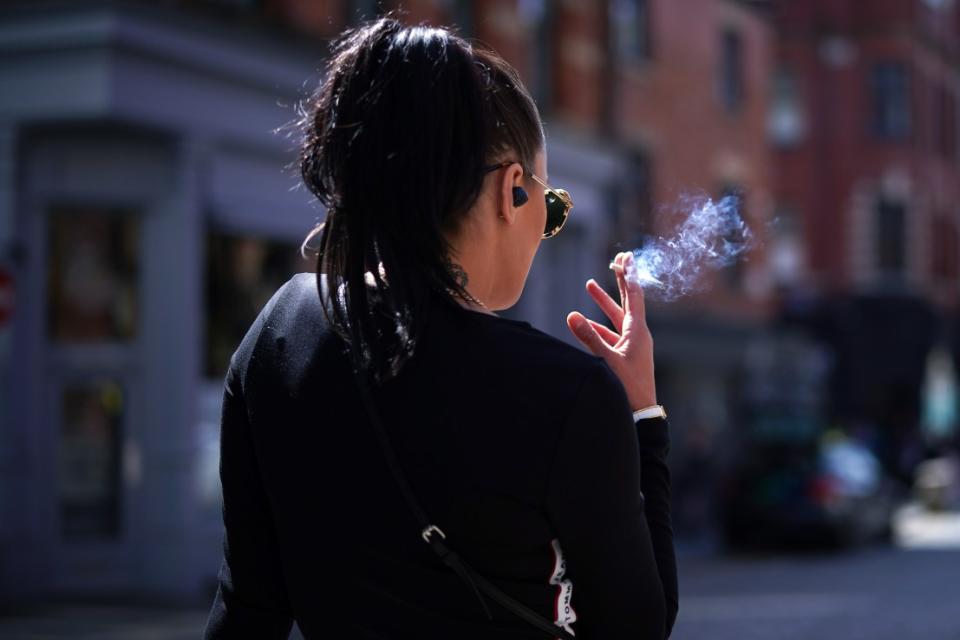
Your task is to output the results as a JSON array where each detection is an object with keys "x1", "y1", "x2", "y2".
[{"x1": 765, "y1": 0, "x2": 960, "y2": 476}]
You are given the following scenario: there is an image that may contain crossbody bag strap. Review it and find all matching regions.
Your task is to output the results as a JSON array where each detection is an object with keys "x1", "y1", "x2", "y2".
[{"x1": 348, "y1": 363, "x2": 576, "y2": 640}]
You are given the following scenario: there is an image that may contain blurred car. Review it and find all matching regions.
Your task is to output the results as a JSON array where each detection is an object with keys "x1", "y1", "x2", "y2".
[{"x1": 720, "y1": 434, "x2": 901, "y2": 549}]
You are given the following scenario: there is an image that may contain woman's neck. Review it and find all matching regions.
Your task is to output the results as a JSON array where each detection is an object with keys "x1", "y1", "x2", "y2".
[{"x1": 445, "y1": 259, "x2": 497, "y2": 315}]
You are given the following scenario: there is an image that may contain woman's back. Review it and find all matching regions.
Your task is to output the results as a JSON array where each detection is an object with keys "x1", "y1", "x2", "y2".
[
  {"x1": 204, "y1": 17, "x2": 677, "y2": 638},
  {"x1": 204, "y1": 273, "x2": 676, "y2": 639}
]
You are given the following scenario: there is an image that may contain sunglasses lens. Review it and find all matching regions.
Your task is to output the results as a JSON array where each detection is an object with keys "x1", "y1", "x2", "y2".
[{"x1": 543, "y1": 189, "x2": 570, "y2": 238}]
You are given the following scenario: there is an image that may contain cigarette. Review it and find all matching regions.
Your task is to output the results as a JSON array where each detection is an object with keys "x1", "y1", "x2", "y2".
[{"x1": 610, "y1": 259, "x2": 665, "y2": 288}]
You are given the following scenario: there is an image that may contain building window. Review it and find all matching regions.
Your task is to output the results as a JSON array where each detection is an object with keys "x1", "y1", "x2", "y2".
[
  {"x1": 768, "y1": 67, "x2": 805, "y2": 147},
  {"x1": 532, "y1": 0, "x2": 553, "y2": 112},
  {"x1": 450, "y1": 0, "x2": 476, "y2": 37},
  {"x1": 770, "y1": 205, "x2": 804, "y2": 287},
  {"x1": 934, "y1": 83, "x2": 957, "y2": 160},
  {"x1": 870, "y1": 63, "x2": 911, "y2": 140},
  {"x1": 925, "y1": 76, "x2": 936, "y2": 151},
  {"x1": 204, "y1": 230, "x2": 312, "y2": 378},
  {"x1": 626, "y1": 150, "x2": 654, "y2": 235},
  {"x1": 876, "y1": 197, "x2": 906, "y2": 276},
  {"x1": 59, "y1": 379, "x2": 124, "y2": 540},
  {"x1": 47, "y1": 207, "x2": 139, "y2": 343},
  {"x1": 611, "y1": 0, "x2": 652, "y2": 60},
  {"x1": 718, "y1": 29, "x2": 744, "y2": 113},
  {"x1": 609, "y1": 150, "x2": 654, "y2": 253},
  {"x1": 931, "y1": 215, "x2": 958, "y2": 282}
]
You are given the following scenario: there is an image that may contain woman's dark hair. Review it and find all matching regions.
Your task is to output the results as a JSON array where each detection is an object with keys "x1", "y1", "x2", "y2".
[{"x1": 298, "y1": 16, "x2": 544, "y2": 381}]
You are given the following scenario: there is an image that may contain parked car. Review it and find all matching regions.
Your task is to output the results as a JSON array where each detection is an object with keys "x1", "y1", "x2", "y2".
[{"x1": 720, "y1": 432, "x2": 901, "y2": 549}]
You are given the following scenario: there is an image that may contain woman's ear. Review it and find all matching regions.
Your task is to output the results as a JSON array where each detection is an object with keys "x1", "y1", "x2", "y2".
[{"x1": 497, "y1": 162, "x2": 526, "y2": 223}]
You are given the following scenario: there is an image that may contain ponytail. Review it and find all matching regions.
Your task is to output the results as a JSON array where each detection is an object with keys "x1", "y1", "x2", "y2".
[{"x1": 298, "y1": 16, "x2": 544, "y2": 381}]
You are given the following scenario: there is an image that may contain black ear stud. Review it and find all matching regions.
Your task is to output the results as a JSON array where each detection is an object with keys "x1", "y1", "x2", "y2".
[{"x1": 512, "y1": 186, "x2": 529, "y2": 207}]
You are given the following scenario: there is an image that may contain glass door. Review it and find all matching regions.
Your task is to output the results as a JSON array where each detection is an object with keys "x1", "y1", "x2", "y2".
[{"x1": 45, "y1": 205, "x2": 141, "y2": 589}]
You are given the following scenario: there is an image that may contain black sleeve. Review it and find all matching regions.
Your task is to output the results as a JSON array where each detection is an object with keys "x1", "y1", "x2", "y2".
[
  {"x1": 543, "y1": 362, "x2": 676, "y2": 639},
  {"x1": 202, "y1": 357, "x2": 294, "y2": 639},
  {"x1": 635, "y1": 417, "x2": 679, "y2": 636}
]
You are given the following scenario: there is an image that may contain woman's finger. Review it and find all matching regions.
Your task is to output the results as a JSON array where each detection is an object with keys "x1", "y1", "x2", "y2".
[
  {"x1": 566, "y1": 312, "x2": 614, "y2": 358},
  {"x1": 588, "y1": 318, "x2": 621, "y2": 347},
  {"x1": 615, "y1": 252, "x2": 631, "y2": 317},
  {"x1": 622, "y1": 252, "x2": 647, "y2": 328},
  {"x1": 586, "y1": 279, "x2": 624, "y2": 332}
]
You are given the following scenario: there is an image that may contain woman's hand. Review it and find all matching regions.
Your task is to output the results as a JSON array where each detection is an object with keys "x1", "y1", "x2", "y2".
[{"x1": 566, "y1": 252, "x2": 657, "y2": 411}]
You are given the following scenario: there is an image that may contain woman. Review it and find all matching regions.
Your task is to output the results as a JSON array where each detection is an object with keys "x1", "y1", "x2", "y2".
[{"x1": 203, "y1": 16, "x2": 677, "y2": 640}]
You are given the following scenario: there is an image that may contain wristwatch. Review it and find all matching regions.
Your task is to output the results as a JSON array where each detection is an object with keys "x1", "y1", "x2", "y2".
[{"x1": 632, "y1": 404, "x2": 667, "y2": 421}]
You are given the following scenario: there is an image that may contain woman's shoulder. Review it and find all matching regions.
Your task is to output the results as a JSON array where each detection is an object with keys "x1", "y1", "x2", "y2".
[
  {"x1": 230, "y1": 274, "x2": 312, "y2": 356},
  {"x1": 248, "y1": 274, "x2": 621, "y2": 401},
  {"x1": 431, "y1": 293, "x2": 618, "y2": 399},
  {"x1": 496, "y1": 321, "x2": 625, "y2": 405},
  {"x1": 242, "y1": 273, "x2": 326, "y2": 348},
  {"x1": 228, "y1": 273, "x2": 331, "y2": 381}
]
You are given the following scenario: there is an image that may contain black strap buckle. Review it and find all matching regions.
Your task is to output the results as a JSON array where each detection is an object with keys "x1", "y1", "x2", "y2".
[{"x1": 421, "y1": 524, "x2": 446, "y2": 543}]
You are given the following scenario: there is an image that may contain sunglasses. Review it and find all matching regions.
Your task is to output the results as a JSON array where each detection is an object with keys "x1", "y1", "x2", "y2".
[{"x1": 483, "y1": 162, "x2": 573, "y2": 239}]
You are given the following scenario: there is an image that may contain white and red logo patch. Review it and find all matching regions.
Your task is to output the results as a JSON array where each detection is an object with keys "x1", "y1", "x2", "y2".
[{"x1": 548, "y1": 538, "x2": 577, "y2": 636}]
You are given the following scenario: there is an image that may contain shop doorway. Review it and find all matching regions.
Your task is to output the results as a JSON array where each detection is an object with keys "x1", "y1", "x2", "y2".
[{"x1": 43, "y1": 205, "x2": 142, "y2": 590}]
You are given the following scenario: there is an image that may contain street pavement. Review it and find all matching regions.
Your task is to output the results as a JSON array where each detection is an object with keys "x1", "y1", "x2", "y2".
[
  {"x1": 1, "y1": 508, "x2": 958, "y2": 639},
  {"x1": 671, "y1": 545, "x2": 960, "y2": 640},
  {"x1": 0, "y1": 606, "x2": 204, "y2": 640}
]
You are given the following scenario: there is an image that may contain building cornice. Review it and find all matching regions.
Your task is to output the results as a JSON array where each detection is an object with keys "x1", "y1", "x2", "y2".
[{"x1": 0, "y1": 0, "x2": 324, "y2": 97}]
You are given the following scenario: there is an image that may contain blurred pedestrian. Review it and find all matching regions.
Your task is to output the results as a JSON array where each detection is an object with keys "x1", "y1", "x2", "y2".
[{"x1": 203, "y1": 16, "x2": 677, "y2": 639}]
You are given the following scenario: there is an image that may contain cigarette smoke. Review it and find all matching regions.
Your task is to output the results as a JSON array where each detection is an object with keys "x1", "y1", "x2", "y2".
[{"x1": 616, "y1": 193, "x2": 754, "y2": 302}]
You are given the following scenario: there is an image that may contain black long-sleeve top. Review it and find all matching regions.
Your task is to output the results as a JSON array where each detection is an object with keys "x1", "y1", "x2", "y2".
[{"x1": 203, "y1": 273, "x2": 678, "y2": 639}]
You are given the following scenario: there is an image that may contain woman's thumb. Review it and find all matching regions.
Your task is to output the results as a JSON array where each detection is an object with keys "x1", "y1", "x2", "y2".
[{"x1": 567, "y1": 312, "x2": 612, "y2": 358}]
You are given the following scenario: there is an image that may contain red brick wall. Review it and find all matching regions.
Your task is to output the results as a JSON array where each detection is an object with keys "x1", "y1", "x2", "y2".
[
  {"x1": 549, "y1": 0, "x2": 609, "y2": 131},
  {"x1": 264, "y1": 0, "x2": 345, "y2": 38},
  {"x1": 773, "y1": 0, "x2": 960, "y2": 306}
]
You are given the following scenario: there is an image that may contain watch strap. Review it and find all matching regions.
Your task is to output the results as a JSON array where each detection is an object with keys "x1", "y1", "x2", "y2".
[{"x1": 633, "y1": 404, "x2": 667, "y2": 421}]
